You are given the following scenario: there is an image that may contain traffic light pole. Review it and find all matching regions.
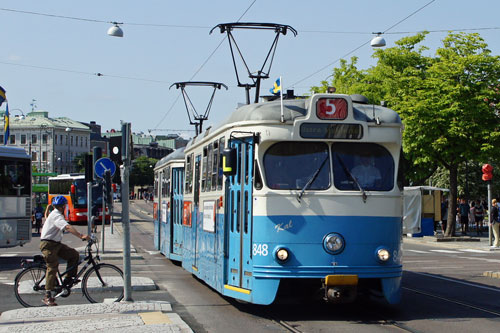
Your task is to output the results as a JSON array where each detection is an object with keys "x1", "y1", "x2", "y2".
[
  {"x1": 488, "y1": 182, "x2": 492, "y2": 246},
  {"x1": 121, "y1": 122, "x2": 133, "y2": 301},
  {"x1": 101, "y1": 182, "x2": 106, "y2": 254},
  {"x1": 87, "y1": 182, "x2": 92, "y2": 236}
]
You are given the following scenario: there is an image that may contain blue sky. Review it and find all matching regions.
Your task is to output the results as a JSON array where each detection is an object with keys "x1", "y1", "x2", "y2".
[{"x1": 1, "y1": 0, "x2": 499, "y2": 137}]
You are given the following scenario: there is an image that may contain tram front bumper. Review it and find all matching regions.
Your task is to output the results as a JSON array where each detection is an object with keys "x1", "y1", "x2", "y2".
[{"x1": 323, "y1": 274, "x2": 358, "y2": 303}]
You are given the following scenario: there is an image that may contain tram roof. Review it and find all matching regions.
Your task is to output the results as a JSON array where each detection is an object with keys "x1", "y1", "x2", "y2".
[
  {"x1": 219, "y1": 94, "x2": 401, "y2": 128},
  {"x1": 155, "y1": 146, "x2": 186, "y2": 169}
]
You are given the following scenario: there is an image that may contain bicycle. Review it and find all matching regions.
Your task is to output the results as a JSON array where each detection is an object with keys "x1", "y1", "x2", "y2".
[{"x1": 14, "y1": 237, "x2": 124, "y2": 307}]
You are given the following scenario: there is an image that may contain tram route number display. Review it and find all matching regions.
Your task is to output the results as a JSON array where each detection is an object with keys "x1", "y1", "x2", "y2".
[{"x1": 300, "y1": 123, "x2": 363, "y2": 140}]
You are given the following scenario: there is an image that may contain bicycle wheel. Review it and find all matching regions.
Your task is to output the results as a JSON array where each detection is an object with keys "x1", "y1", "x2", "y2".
[
  {"x1": 82, "y1": 263, "x2": 124, "y2": 303},
  {"x1": 14, "y1": 266, "x2": 47, "y2": 307}
]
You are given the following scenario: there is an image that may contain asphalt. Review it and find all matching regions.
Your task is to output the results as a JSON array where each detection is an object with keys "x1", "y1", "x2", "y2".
[{"x1": 0, "y1": 217, "x2": 193, "y2": 332}]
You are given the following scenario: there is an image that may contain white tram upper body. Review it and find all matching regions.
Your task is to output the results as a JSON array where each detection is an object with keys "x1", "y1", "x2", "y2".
[{"x1": 154, "y1": 93, "x2": 403, "y2": 305}]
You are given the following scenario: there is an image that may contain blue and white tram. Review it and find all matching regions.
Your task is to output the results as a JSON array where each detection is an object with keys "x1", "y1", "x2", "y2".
[
  {"x1": 153, "y1": 147, "x2": 185, "y2": 261},
  {"x1": 154, "y1": 93, "x2": 404, "y2": 305}
]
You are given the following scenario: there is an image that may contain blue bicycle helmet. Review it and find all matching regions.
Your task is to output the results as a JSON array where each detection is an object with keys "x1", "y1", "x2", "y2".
[{"x1": 52, "y1": 195, "x2": 68, "y2": 206}]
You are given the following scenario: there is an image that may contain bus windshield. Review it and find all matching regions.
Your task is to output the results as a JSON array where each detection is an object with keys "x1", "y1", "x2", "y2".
[
  {"x1": 0, "y1": 158, "x2": 31, "y2": 196},
  {"x1": 264, "y1": 142, "x2": 330, "y2": 190}
]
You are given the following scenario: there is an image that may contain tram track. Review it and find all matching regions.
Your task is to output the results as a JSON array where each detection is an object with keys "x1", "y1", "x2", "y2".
[{"x1": 403, "y1": 286, "x2": 500, "y2": 317}]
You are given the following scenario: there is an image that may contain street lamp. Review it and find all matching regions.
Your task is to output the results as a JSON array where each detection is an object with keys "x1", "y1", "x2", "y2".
[
  {"x1": 65, "y1": 127, "x2": 71, "y2": 173},
  {"x1": 371, "y1": 32, "x2": 386, "y2": 47},
  {"x1": 107, "y1": 22, "x2": 124, "y2": 37}
]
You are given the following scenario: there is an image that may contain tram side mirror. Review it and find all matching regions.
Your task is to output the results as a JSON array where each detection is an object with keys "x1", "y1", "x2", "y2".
[{"x1": 222, "y1": 148, "x2": 237, "y2": 176}]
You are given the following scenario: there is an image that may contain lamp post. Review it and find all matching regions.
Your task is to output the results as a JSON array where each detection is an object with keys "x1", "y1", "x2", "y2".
[{"x1": 65, "y1": 127, "x2": 71, "y2": 173}]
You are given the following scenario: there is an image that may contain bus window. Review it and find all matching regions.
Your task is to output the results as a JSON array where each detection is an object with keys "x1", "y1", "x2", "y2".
[
  {"x1": 331, "y1": 143, "x2": 394, "y2": 191},
  {"x1": 0, "y1": 158, "x2": 31, "y2": 196},
  {"x1": 263, "y1": 142, "x2": 330, "y2": 190}
]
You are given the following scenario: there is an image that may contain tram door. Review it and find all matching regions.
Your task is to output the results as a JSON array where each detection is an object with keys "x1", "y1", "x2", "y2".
[
  {"x1": 170, "y1": 167, "x2": 184, "y2": 256},
  {"x1": 192, "y1": 155, "x2": 201, "y2": 269},
  {"x1": 226, "y1": 138, "x2": 254, "y2": 290}
]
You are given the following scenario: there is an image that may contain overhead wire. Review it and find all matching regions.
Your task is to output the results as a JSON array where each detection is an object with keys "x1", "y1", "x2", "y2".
[
  {"x1": 288, "y1": 0, "x2": 437, "y2": 89},
  {"x1": 152, "y1": 0, "x2": 257, "y2": 131}
]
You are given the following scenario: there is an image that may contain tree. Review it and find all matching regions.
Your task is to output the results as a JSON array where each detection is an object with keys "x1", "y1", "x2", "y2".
[
  {"x1": 313, "y1": 32, "x2": 500, "y2": 237},
  {"x1": 129, "y1": 156, "x2": 158, "y2": 188},
  {"x1": 73, "y1": 153, "x2": 87, "y2": 173}
]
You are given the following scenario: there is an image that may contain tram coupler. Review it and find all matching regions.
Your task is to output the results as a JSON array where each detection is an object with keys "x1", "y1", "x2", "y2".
[{"x1": 322, "y1": 275, "x2": 358, "y2": 303}]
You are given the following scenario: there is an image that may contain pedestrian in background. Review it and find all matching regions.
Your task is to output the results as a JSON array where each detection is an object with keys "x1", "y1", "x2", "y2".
[
  {"x1": 459, "y1": 198, "x2": 470, "y2": 235},
  {"x1": 441, "y1": 196, "x2": 448, "y2": 234},
  {"x1": 469, "y1": 201, "x2": 476, "y2": 235},
  {"x1": 474, "y1": 199, "x2": 484, "y2": 235},
  {"x1": 490, "y1": 199, "x2": 499, "y2": 248}
]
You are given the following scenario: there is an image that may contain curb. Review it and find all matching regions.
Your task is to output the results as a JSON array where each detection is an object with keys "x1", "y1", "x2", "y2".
[
  {"x1": 0, "y1": 301, "x2": 192, "y2": 333},
  {"x1": 482, "y1": 271, "x2": 500, "y2": 279}
]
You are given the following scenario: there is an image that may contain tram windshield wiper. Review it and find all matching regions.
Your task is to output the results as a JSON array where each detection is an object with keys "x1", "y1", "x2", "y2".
[
  {"x1": 336, "y1": 155, "x2": 367, "y2": 203},
  {"x1": 297, "y1": 154, "x2": 329, "y2": 202}
]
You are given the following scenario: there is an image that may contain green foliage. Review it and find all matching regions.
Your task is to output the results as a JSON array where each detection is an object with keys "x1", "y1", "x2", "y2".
[
  {"x1": 129, "y1": 156, "x2": 158, "y2": 188},
  {"x1": 313, "y1": 31, "x2": 500, "y2": 236}
]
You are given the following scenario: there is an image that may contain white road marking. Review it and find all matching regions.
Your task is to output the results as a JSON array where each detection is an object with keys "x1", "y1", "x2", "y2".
[
  {"x1": 0, "y1": 253, "x2": 18, "y2": 257},
  {"x1": 457, "y1": 256, "x2": 500, "y2": 263},
  {"x1": 405, "y1": 249, "x2": 430, "y2": 254},
  {"x1": 460, "y1": 249, "x2": 490, "y2": 253},
  {"x1": 429, "y1": 250, "x2": 462, "y2": 254}
]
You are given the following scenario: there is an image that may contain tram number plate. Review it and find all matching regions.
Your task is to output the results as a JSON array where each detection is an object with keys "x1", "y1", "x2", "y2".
[{"x1": 253, "y1": 244, "x2": 268, "y2": 256}]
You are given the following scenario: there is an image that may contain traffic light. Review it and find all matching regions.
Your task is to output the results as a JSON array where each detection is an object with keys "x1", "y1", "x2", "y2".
[
  {"x1": 482, "y1": 164, "x2": 493, "y2": 181},
  {"x1": 103, "y1": 170, "x2": 113, "y2": 204}
]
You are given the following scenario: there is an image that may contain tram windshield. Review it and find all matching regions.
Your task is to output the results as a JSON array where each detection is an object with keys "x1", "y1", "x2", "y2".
[
  {"x1": 264, "y1": 142, "x2": 330, "y2": 190},
  {"x1": 0, "y1": 158, "x2": 31, "y2": 196},
  {"x1": 332, "y1": 143, "x2": 394, "y2": 191}
]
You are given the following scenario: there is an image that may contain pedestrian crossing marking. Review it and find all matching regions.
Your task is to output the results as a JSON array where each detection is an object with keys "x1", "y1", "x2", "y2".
[
  {"x1": 429, "y1": 250, "x2": 463, "y2": 254},
  {"x1": 461, "y1": 249, "x2": 490, "y2": 253}
]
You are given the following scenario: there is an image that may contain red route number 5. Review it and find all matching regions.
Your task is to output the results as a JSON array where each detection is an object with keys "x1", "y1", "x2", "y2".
[{"x1": 316, "y1": 98, "x2": 347, "y2": 120}]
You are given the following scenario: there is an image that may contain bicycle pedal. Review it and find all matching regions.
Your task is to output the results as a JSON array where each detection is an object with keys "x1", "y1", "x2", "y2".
[{"x1": 55, "y1": 289, "x2": 69, "y2": 298}]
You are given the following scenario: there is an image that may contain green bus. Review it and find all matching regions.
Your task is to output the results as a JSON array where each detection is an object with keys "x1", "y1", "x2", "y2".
[{"x1": 32, "y1": 172, "x2": 57, "y2": 210}]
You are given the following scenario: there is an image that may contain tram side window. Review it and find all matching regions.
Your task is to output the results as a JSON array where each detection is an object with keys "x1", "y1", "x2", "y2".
[
  {"x1": 202, "y1": 147, "x2": 207, "y2": 192},
  {"x1": 331, "y1": 143, "x2": 394, "y2": 191},
  {"x1": 206, "y1": 144, "x2": 213, "y2": 191},
  {"x1": 254, "y1": 159, "x2": 263, "y2": 190},
  {"x1": 185, "y1": 154, "x2": 192, "y2": 194},
  {"x1": 263, "y1": 142, "x2": 330, "y2": 190},
  {"x1": 154, "y1": 172, "x2": 159, "y2": 199},
  {"x1": 217, "y1": 137, "x2": 225, "y2": 190},
  {"x1": 0, "y1": 159, "x2": 31, "y2": 196},
  {"x1": 211, "y1": 140, "x2": 218, "y2": 191}
]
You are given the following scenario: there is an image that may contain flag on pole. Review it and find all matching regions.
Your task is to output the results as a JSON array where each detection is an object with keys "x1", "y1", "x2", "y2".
[
  {"x1": 3, "y1": 103, "x2": 9, "y2": 145},
  {"x1": 269, "y1": 77, "x2": 281, "y2": 95},
  {"x1": 0, "y1": 86, "x2": 6, "y2": 107}
]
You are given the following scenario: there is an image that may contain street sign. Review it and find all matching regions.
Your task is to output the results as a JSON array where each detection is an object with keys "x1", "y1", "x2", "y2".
[{"x1": 94, "y1": 157, "x2": 116, "y2": 178}]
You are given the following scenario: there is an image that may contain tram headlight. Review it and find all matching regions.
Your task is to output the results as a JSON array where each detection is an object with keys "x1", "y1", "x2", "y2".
[
  {"x1": 323, "y1": 233, "x2": 345, "y2": 254},
  {"x1": 275, "y1": 247, "x2": 290, "y2": 263},
  {"x1": 376, "y1": 248, "x2": 391, "y2": 262}
]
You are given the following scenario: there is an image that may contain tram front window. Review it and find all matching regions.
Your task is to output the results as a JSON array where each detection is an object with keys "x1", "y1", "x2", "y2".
[
  {"x1": 332, "y1": 143, "x2": 394, "y2": 191},
  {"x1": 264, "y1": 142, "x2": 330, "y2": 190}
]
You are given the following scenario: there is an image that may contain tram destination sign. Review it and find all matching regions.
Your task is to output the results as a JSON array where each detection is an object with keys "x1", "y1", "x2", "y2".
[{"x1": 300, "y1": 123, "x2": 363, "y2": 139}]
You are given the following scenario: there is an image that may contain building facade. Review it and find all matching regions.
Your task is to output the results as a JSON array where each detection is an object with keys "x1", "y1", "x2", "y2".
[{"x1": 0, "y1": 110, "x2": 91, "y2": 174}]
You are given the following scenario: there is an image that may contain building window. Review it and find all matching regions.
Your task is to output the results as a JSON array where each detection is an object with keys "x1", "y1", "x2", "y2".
[
  {"x1": 21, "y1": 134, "x2": 27, "y2": 145},
  {"x1": 42, "y1": 151, "x2": 47, "y2": 162},
  {"x1": 9, "y1": 135, "x2": 15, "y2": 144},
  {"x1": 85, "y1": 137, "x2": 88, "y2": 147},
  {"x1": 32, "y1": 151, "x2": 37, "y2": 161},
  {"x1": 54, "y1": 135, "x2": 57, "y2": 144},
  {"x1": 75, "y1": 136, "x2": 78, "y2": 146},
  {"x1": 0, "y1": 135, "x2": 3, "y2": 143},
  {"x1": 71, "y1": 136, "x2": 73, "y2": 146},
  {"x1": 60, "y1": 135, "x2": 63, "y2": 144},
  {"x1": 32, "y1": 134, "x2": 37, "y2": 144},
  {"x1": 42, "y1": 134, "x2": 48, "y2": 144}
]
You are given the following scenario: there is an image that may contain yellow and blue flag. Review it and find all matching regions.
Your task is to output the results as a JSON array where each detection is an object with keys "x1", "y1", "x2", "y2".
[
  {"x1": 269, "y1": 77, "x2": 281, "y2": 95},
  {"x1": 3, "y1": 103, "x2": 9, "y2": 145},
  {"x1": 0, "y1": 86, "x2": 6, "y2": 107}
]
